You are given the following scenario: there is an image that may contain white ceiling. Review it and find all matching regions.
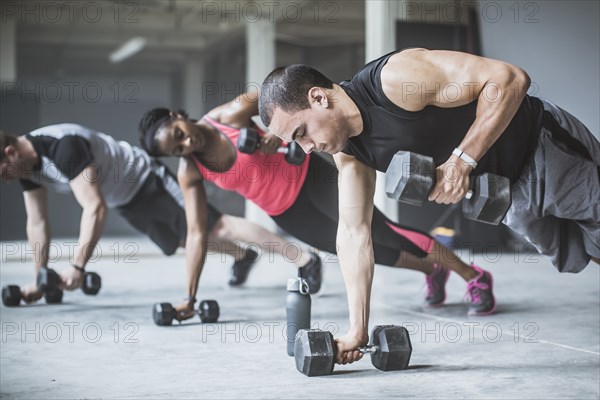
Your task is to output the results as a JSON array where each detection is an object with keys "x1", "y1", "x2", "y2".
[{"x1": 9, "y1": 0, "x2": 365, "y2": 75}]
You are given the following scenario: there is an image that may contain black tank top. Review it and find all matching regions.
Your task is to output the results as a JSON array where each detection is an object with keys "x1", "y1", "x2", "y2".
[{"x1": 340, "y1": 50, "x2": 544, "y2": 183}]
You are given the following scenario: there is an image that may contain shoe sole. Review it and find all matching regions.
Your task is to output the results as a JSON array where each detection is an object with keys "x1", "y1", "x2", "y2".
[{"x1": 309, "y1": 282, "x2": 326, "y2": 297}]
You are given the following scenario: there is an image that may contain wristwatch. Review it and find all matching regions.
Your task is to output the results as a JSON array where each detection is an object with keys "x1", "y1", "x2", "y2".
[{"x1": 452, "y1": 148, "x2": 478, "y2": 169}]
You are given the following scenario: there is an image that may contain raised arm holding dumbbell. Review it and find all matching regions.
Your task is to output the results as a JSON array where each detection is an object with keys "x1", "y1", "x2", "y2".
[
  {"x1": 385, "y1": 151, "x2": 511, "y2": 225},
  {"x1": 258, "y1": 48, "x2": 600, "y2": 366},
  {"x1": 237, "y1": 127, "x2": 306, "y2": 165}
]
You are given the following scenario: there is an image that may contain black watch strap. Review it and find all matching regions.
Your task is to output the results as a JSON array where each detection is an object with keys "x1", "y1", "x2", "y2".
[{"x1": 72, "y1": 265, "x2": 85, "y2": 272}]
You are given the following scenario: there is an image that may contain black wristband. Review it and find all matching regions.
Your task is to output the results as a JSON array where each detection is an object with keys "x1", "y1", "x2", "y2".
[{"x1": 72, "y1": 265, "x2": 85, "y2": 272}]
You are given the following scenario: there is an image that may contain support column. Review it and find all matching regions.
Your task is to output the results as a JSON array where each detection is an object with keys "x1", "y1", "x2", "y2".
[
  {"x1": 245, "y1": 18, "x2": 277, "y2": 230},
  {"x1": 365, "y1": 0, "x2": 399, "y2": 222},
  {"x1": 183, "y1": 56, "x2": 207, "y2": 116},
  {"x1": 0, "y1": 16, "x2": 16, "y2": 84}
]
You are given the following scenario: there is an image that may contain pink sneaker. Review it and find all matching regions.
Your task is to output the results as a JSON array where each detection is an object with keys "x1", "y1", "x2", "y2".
[
  {"x1": 425, "y1": 264, "x2": 450, "y2": 307},
  {"x1": 466, "y1": 265, "x2": 496, "y2": 316}
]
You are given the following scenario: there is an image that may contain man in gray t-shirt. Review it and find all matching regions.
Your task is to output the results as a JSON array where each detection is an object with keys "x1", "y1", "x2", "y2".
[{"x1": 0, "y1": 124, "x2": 290, "y2": 308}]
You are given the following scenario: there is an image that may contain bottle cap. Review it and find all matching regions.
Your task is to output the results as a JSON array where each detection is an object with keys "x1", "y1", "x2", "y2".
[{"x1": 287, "y1": 277, "x2": 309, "y2": 294}]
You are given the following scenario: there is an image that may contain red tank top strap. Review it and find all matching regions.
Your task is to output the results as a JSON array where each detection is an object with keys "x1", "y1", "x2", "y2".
[{"x1": 192, "y1": 116, "x2": 309, "y2": 216}]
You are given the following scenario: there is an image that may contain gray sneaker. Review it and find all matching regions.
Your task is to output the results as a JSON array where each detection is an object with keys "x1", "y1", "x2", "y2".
[
  {"x1": 424, "y1": 264, "x2": 450, "y2": 306},
  {"x1": 466, "y1": 265, "x2": 496, "y2": 316},
  {"x1": 298, "y1": 252, "x2": 322, "y2": 294}
]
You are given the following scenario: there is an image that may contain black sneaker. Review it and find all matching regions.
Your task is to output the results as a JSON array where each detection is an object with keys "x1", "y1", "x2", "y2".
[
  {"x1": 298, "y1": 251, "x2": 322, "y2": 294},
  {"x1": 228, "y1": 249, "x2": 259, "y2": 286}
]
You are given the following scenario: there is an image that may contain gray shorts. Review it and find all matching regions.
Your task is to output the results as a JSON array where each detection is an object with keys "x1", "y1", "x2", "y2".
[
  {"x1": 117, "y1": 161, "x2": 222, "y2": 255},
  {"x1": 503, "y1": 99, "x2": 600, "y2": 273}
]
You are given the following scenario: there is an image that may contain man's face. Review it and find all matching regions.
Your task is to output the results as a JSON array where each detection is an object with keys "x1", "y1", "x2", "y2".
[
  {"x1": 0, "y1": 148, "x2": 22, "y2": 182},
  {"x1": 155, "y1": 117, "x2": 203, "y2": 157},
  {"x1": 268, "y1": 93, "x2": 350, "y2": 155}
]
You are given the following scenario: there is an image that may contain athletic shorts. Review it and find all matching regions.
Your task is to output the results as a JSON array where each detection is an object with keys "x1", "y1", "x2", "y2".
[
  {"x1": 117, "y1": 161, "x2": 223, "y2": 255},
  {"x1": 503, "y1": 99, "x2": 600, "y2": 273}
]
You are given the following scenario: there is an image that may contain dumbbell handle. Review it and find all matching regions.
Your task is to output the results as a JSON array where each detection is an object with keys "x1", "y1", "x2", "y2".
[
  {"x1": 249, "y1": 140, "x2": 290, "y2": 154},
  {"x1": 430, "y1": 189, "x2": 473, "y2": 200},
  {"x1": 357, "y1": 345, "x2": 379, "y2": 355}
]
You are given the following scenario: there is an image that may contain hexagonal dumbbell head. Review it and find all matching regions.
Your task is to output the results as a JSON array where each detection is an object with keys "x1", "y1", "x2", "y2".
[
  {"x1": 462, "y1": 173, "x2": 511, "y2": 225},
  {"x1": 385, "y1": 151, "x2": 436, "y2": 206},
  {"x1": 2, "y1": 285, "x2": 22, "y2": 307},
  {"x1": 294, "y1": 329, "x2": 336, "y2": 376},
  {"x1": 198, "y1": 300, "x2": 220, "y2": 323},
  {"x1": 370, "y1": 325, "x2": 412, "y2": 371},
  {"x1": 153, "y1": 303, "x2": 176, "y2": 326},
  {"x1": 44, "y1": 287, "x2": 64, "y2": 304},
  {"x1": 82, "y1": 272, "x2": 102, "y2": 295},
  {"x1": 285, "y1": 142, "x2": 306, "y2": 166},
  {"x1": 238, "y1": 128, "x2": 260, "y2": 154},
  {"x1": 36, "y1": 268, "x2": 60, "y2": 292}
]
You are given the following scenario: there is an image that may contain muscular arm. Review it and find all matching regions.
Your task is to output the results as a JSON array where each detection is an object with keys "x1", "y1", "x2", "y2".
[
  {"x1": 23, "y1": 188, "x2": 50, "y2": 272},
  {"x1": 333, "y1": 152, "x2": 377, "y2": 344},
  {"x1": 207, "y1": 93, "x2": 260, "y2": 128},
  {"x1": 178, "y1": 157, "x2": 209, "y2": 303},
  {"x1": 70, "y1": 164, "x2": 107, "y2": 268},
  {"x1": 382, "y1": 48, "x2": 531, "y2": 162}
]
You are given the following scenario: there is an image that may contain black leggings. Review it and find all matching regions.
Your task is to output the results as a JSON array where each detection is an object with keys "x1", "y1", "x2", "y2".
[{"x1": 271, "y1": 155, "x2": 434, "y2": 266}]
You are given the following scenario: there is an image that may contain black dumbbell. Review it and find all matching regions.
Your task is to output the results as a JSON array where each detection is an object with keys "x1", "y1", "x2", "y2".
[
  {"x1": 81, "y1": 272, "x2": 102, "y2": 295},
  {"x1": 2, "y1": 283, "x2": 63, "y2": 306},
  {"x1": 36, "y1": 268, "x2": 65, "y2": 303},
  {"x1": 294, "y1": 325, "x2": 412, "y2": 376},
  {"x1": 237, "y1": 128, "x2": 306, "y2": 165},
  {"x1": 37, "y1": 267, "x2": 102, "y2": 296},
  {"x1": 2, "y1": 285, "x2": 22, "y2": 307},
  {"x1": 152, "y1": 300, "x2": 220, "y2": 326},
  {"x1": 385, "y1": 151, "x2": 511, "y2": 225}
]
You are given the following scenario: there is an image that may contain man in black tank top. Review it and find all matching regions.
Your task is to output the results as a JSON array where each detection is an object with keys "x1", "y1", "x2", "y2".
[{"x1": 259, "y1": 48, "x2": 600, "y2": 365}]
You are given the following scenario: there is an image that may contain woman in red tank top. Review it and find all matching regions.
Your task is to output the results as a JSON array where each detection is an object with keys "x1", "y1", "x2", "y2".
[{"x1": 139, "y1": 93, "x2": 496, "y2": 321}]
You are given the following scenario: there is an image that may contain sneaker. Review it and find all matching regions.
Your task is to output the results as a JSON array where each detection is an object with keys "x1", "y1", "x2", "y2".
[
  {"x1": 465, "y1": 265, "x2": 496, "y2": 316},
  {"x1": 298, "y1": 251, "x2": 322, "y2": 294},
  {"x1": 424, "y1": 264, "x2": 450, "y2": 307},
  {"x1": 228, "y1": 249, "x2": 259, "y2": 286}
]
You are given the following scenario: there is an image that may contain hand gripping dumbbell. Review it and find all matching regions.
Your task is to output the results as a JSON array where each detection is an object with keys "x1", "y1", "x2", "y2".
[
  {"x1": 152, "y1": 300, "x2": 220, "y2": 326},
  {"x1": 2, "y1": 268, "x2": 64, "y2": 306},
  {"x1": 385, "y1": 151, "x2": 511, "y2": 225},
  {"x1": 237, "y1": 127, "x2": 306, "y2": 166},
  {"x1": 1, "y1": 284, "x2": 61, "y2": 306},
  {"x1": 37, "y1": 267, "x2": 102, "y2": 297},
  {"x1": 294, "y1": 325, "x2": 412, "y2": 377}
]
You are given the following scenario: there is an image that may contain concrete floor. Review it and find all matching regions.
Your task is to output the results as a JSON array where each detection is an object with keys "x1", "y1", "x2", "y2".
[{"x1": 1, "y1": 238, "x2": 599, "y2": 399}]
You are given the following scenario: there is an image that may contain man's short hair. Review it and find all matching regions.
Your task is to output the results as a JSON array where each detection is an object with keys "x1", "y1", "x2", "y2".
[
  {"x1": 0, "y1": 131, "x2": 18, "y2": 162},
  {"x1": 259, "y1": 65, "x2": 334, "y2": 127}
]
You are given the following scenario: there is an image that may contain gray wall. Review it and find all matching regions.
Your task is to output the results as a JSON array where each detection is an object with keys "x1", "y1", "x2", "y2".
[
  {"x1": 478, "y1": 0, "x2": 599, "y2": 137},
  {"x1": 1, "y1": 0, "x2": 598, "y2": 241},
  {"x1": 0, "y1": 72, "x2": 176, "y2": 240}
]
